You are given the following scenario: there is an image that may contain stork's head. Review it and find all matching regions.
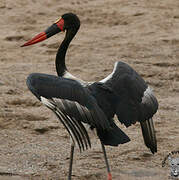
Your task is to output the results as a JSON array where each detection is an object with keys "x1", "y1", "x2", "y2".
[
  {"x1": 21, "y1": 13, "x2": 80, "y2": 47},
  {"x1": 61, "y1": 13, "x2": 80, "y2": 32}
]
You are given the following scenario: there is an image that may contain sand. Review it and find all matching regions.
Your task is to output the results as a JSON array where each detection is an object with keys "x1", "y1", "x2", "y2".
[{"x1": 0, "y1": 0, "x2": 179, "y2": 179}]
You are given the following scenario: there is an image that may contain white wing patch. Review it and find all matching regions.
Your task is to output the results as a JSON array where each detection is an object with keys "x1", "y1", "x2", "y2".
[
  {"x1": 144, "y1": 86, "x2": 153, "y2": 96},
  {"x1": 63, "y1": 71, "x2": 86, "y2": 85},
  {"x1": 41, "y1": 96, "x2": 55, "y2": 109},
  {"x1": 99, "y1": 62, "x2": 118, "y2": 83},
  {"x1": 142, "y1": 86, "x2": 153, "y2": 103}
]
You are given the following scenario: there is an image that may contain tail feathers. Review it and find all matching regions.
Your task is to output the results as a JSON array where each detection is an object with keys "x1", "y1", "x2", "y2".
[
  {"x1": 140, "y1": 118, "x2": 157, "y2": 154},
  {"x1": 97, "y1": 122, "x2": 130, "y2": 146}
]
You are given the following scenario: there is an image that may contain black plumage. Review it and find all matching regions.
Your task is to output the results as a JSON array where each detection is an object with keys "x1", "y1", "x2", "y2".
[{"x1": 22, "y1": 13, "x2": 158, "y2": 180}]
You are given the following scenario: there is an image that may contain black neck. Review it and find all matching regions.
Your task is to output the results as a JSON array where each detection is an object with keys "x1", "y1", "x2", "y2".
[{"x1": 55, "y1": 29, "x2": 78, "y2": 76}]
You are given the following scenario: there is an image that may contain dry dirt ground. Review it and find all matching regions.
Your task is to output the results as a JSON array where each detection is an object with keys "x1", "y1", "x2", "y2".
[{"x1": 0, "y1": 0, "x2": 179, "y2": 179}]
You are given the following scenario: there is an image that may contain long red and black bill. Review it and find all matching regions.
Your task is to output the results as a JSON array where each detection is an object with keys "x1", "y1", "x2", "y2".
[{"x1": 21, "y1": 18, "x2": 64, "y2": 47}]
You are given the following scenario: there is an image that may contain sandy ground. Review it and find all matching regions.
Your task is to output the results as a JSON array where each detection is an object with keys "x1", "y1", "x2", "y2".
[{"x1": 0, "y1": 0, "x2": 179, "y2": 179}]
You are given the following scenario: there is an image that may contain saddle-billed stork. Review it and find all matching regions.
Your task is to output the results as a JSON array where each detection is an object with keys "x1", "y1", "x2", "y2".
[{"x1": 22, "y1": 13, "x2": 158, "y2": 180}]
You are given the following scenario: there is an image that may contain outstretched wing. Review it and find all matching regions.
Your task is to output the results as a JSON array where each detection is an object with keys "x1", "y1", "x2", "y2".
[
  {"x1": 26, "y1": 73, "x2": 110, "y2": 151},
  {"x1": 88, "y1": 61, "x2": 158, "y2": 153}
]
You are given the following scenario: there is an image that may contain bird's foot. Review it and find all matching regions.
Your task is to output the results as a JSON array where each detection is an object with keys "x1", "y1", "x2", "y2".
[{"x1": 108, "y1": 173, "x2": 112, "y2": 180}]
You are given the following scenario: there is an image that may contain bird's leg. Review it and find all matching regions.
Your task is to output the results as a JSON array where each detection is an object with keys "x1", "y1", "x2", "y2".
[
  {"x1": 68, "y1": 142, "x2": 75, "y2": 180},
  {"x1": 100, "y1": 141, "x2": 112, "y2": 180}
]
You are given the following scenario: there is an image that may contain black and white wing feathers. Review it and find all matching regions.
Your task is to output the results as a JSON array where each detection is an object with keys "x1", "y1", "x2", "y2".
[
  {"x1": 26, "y1": 73, "x2": 111, "y2": 151},
  {"x1": 40, "y1": 97, "x2": 91, "y2": 151},
  {"x1": 88, "y1": 61, "x2": 158, "y2": 153},
  {"x1": 90, "y1": 61, "x2": 158, "y2": 126}
]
